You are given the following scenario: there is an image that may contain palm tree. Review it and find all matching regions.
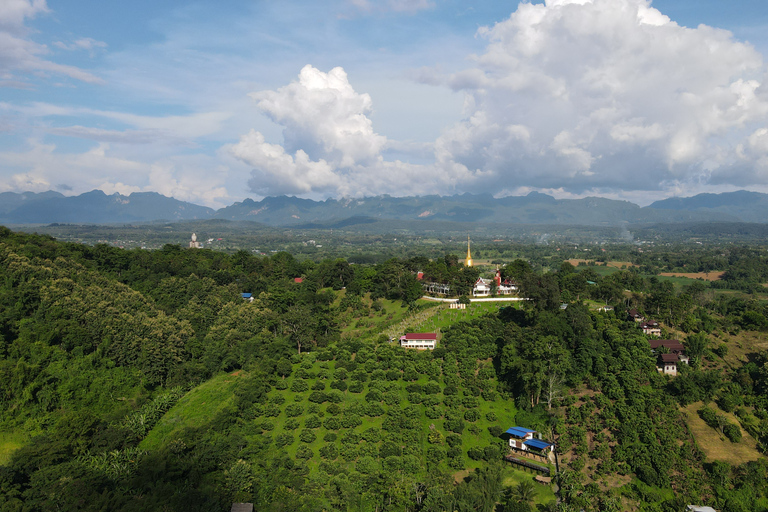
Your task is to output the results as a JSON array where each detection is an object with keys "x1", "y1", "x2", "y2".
[{"x1": 512, "y1": 479, "x2": 536, "y2": 504}]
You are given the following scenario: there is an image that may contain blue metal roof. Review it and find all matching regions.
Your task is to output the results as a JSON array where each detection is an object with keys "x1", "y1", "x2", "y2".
[
  {"x1": 524, "y1": 439, "x2": 553, "y2": 450},
  {"x1": 505, "y1": 426, "x2": 536, "y2": 437},
  {"x1": 241, "y1": 293, "x2": 252, "y2": 298}
]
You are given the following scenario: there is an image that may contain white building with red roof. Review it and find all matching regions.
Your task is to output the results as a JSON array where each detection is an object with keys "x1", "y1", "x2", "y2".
[{"x1": 400, "y1": 333, "x2": 437, "y2": 350}]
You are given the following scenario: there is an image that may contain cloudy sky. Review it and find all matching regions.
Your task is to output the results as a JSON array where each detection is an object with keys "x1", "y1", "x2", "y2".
[{"x1": 1, "y1": 0, "x2": 767, "y2": 207}]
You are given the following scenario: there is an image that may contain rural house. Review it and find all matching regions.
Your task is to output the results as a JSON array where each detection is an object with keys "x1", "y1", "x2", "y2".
[{"x1": 399, "y1": 333, "x2": 437, "y2": 350}]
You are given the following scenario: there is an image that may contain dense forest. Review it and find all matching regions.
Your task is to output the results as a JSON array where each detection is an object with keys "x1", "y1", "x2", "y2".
[{"x1": 0, "y1": 226, "x2": 767, "y2": 511}]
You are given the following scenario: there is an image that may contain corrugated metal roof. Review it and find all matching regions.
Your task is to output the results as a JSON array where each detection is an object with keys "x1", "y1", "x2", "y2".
[
  {"x1": 505, "y1": 426, "x2": 536, "y2": 437},
  {"x1": 524, "y1": 439, "x2": 553, "y2": 450}
]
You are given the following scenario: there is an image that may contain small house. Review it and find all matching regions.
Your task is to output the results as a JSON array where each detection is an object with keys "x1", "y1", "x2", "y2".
[
  {"x1": 241, "y1": 293, "x2": 253, "y2": 302},
  {"x1": 505, "y1": 427, "x2": 536, "y2": 450},
  {"x1": 659, "y1": 353, "x2": 679, "y2": 375},
  {"x1": 628, "y1": 309, "x2": 645, "y2": 322},
  {"x1": 640, "y1": 320, "x2": 661, "y2": 336},
  {"x1": 400, "y1": 333, "x2": 437, "y2": 350}
]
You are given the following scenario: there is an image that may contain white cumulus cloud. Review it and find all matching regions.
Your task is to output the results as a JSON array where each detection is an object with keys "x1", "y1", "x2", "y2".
[
  {"x1": 230, "y1": 1, "x2": 768, "y2": 200},
  {"x1": 434, "y1": 0, "x2": 768, "y2": 195}
]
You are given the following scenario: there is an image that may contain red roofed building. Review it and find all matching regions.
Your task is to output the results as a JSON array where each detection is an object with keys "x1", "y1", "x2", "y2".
[
  {"x1": 400, "y1": 333, "x2": 437, "y2": 350},
  {"x1": 659, "y1": 353, "x2": 680, "y2": 375},
  {"x1": 649, "y1": 339, "x2": 689, "y2": 374}
]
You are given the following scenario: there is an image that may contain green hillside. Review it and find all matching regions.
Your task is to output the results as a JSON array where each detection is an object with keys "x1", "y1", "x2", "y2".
[{"x1": 1, "y1": 227, "x2": 767, "y2": 511}]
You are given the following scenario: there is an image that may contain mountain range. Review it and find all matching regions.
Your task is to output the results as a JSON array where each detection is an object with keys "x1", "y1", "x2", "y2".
[{"x1": 2, "y1": 189, "x2": 767, "y2": 227}]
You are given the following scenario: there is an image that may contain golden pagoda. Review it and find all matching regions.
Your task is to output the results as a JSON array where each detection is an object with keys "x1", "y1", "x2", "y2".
[{"x1": 465, "y1": 236, "x2": 473, "y2": 267}]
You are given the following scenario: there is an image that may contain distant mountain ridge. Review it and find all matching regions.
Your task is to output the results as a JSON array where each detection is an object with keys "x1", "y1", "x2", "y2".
[
  {"x1": 1, "y1": 190, "x2": 214, "y2": 224},
  {"x1": 1, "y1": 189, "x2": 767, "y2": 226}
]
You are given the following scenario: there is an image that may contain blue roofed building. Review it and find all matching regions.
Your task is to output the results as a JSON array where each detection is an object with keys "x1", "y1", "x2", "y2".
[{"x1": 504, "y1": 426, "x2": 555, "y2": 454}]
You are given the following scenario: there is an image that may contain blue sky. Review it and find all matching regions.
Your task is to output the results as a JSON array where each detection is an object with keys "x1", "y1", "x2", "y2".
[{"x1": 1, "y1": 0, "x2": 767, "y2": 207}]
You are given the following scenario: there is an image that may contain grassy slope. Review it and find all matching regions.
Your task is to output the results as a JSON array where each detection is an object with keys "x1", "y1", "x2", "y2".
[
  {"x1": 140, "y1": 372, "x2": 244, "y2": 451},
  {"x1": 680, "y1": 402, "x2": 762, "y2": 466}
]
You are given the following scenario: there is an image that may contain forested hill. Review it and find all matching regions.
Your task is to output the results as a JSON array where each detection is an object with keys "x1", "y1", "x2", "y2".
[{"x1": 1, "y1": 227, "x2": 767, "y2": 511}]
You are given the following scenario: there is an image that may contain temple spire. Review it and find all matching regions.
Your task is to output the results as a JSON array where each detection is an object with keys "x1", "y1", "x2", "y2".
[{"x1": 465, "y1": 235, "x2": 473, "y2": 267}]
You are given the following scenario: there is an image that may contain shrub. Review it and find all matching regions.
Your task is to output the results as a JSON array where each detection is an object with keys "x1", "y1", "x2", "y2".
[
  {"x1": 365, "y1": 389, "x2": 383, "y2": 402},
  {"x1": 285, "y1": 404, "x2": 304, "y2": 417},
  {"x1": 428, "y1": 430, "x2": 444, "y2": 444},
  {"x1": 284, "y1": 418, "x2": 300, "y2": 430},
  {"x1": 408, "y1": 393, "x2": 424, "y2": 404},
  {"x1": 423, "y1": 382, "x2": 441, "y2": 395},
  {"x1": 348, "y1": 381, "x2": 364, "y2": 393},
  {"x1": 723, "y1": 423, "x2": 742, "y2": 443},
  {"x1": 273, "y1": 379, "x2": 288, "y2": 390},
  {"x1": 326, "y1": 390, "x2": 344, "y2": 403},
  {"x1": 361, "y1": 428, "x2": 380, "y2": 443},
  {"x1": 341, "y1": 414, "x2": 362, "y2": 429},
  {"x1": 483, "y1": 445, "x2": 501, "y2": 461},
  {"x1": 296, "y1": 445, "x2": 313, "y2": 459},
  {"x1": 698, "y1": 406, "x2": 719, "y2": 428},
  {"x1": 486, "y1": 412, "x2": 497, "y2": 422},
  {"x1": 445, "y1": 417, "x2": 465, "y2": 434},
  {"x1": 299, "y1": 429, "x2": 316, "y2": 443},
  {"x1": 275, "y1": 433, "x2": 294, "y2": 447},
  {"x1": 462, "y1": 396, "x2": 479, "y2": 408},
  {"x1": 383, "y1": 392, "x2": 400, "y2": 406},
  {"x1": 291, "y1": 380, "x2": 309, "y2": 393},
  {"x1": 464, "y1": 409, "x2": 480, "y2": 422},
  {"x1": 445, "y1": 434, "x2": 462, "y2": 448},
  {"x1": 323, "y1": 432, "x2": 337, "y2": 442},
  {"x1": 467, "y1": 447, "x2": 484, "y2": 460},
  {"x1": 308, "y1": 391, "x2": 327, "y2": 404},
  {"x1": 330, "y1": 380, "x2": 348, "y2": 392},
  {"x1": 366, "y1": 403, "x2": 385, "y2": 417},
  {"x1": 319, "y1": 445, "x2": 339, "y2": 460},
  {"x1": 324, "y1": 417, "x2": 341, "y2": 430},
  {"x1": 304, "y1": 415, "x2": 321, "y2": 429},
  {"x1": 357, "y1": 456, "x2": 377, "y2": 474},
  {"x1": 312, "y1": 380, "x2": 326, "y2": 391},
  {"x1": 383, "y1": 456, "x2": 403, "y2": 472},
  {"x1": 448, "y1": 456, "x2": 465, "y2": 470},
  {"x1": 327, "y1": 403, "x2": 341, "y2": 415}
]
